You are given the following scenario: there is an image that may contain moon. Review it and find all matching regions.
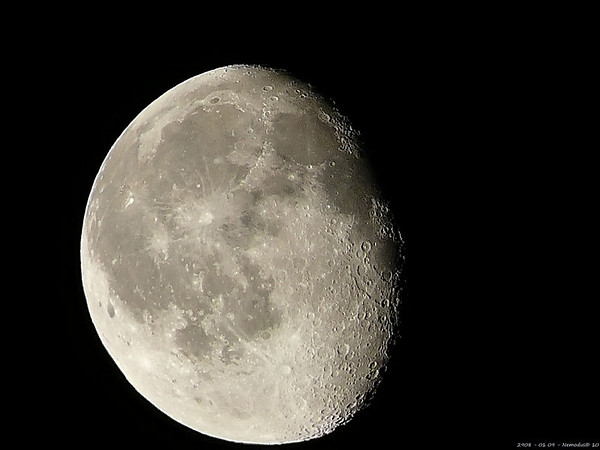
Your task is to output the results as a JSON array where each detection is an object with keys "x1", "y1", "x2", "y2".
[{"x1": 81, "y1": 65, "x2": 403, "y2": 444}]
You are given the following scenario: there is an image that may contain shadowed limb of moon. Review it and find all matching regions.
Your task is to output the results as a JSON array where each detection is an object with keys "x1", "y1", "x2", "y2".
[{"x1": 81, "y1": 64, "x2": 403, "y2": 444}]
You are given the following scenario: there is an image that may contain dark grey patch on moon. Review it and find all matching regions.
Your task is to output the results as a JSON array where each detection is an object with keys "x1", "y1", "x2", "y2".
[{"x1": 271, "y1": 112, "x2": 339, "y2": 166}]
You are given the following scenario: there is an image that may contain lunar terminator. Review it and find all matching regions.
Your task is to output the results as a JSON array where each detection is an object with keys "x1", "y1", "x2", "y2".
[{"x1": 81, "y1": 65, "x2": 403, "y2": 444}]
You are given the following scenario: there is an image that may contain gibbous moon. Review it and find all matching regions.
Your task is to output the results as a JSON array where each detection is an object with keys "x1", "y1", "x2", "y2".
[{"x1": 81, "y1": 65, "x2": 403, "y2": 444}]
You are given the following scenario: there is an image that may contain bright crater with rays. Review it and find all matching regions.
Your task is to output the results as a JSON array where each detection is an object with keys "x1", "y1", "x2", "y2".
[{"x1": 81, "y1": 65, "x2": 403, "y2": 444}]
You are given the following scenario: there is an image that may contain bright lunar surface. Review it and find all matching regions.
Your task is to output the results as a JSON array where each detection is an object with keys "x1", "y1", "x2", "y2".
[{"x1": 81, "y1": 65, "x2": 403, "y2": 444}]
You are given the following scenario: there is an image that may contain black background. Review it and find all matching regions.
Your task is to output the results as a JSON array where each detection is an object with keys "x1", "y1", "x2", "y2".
[{"x1": 23, "y1": 8, "x2": 597, "y2": 449}]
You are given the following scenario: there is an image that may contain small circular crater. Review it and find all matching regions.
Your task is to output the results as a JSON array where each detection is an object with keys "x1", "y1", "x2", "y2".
[
  {"x1": 260, "y1": 330, "x2": 272, "y2": 340},
  {"x1": 318, "y1": 111, "x2": 331, "y2": 122},
  {"x1": 210, "y1": 96, "x2": 220, "y2": 104},
  {"x1": 107, "y1": 302, "x2": 115, "y2": 318}
]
